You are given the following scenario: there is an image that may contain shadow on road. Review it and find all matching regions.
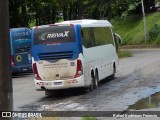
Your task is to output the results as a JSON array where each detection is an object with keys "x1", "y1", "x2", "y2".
[
  {"x1": 37, "y1": 76, "x2": 123, "y2": 102},
  {"x1": 39, "y1": 88, "x2": 88, "y2": 102},
  {"x1": 12, "y1": 71, "x2": 33, "y2": 78}
]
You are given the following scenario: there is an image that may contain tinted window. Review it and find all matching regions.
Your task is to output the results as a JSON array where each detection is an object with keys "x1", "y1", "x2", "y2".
[
  {"x1": 81, "y1": 28, "x2": 93, "y2": 48},
  {"x1": 81, "y1": 27, "x2": 114, "y2": 48},
  {"x1": 11, "y1": 28, "x2": 31, "y2": 44},
  {"x1": 93, "y1": 27, "x2": 114, "y2": 46},
  {"x1": 34, "y1": 26, "x2": 76, "y2": 45}
]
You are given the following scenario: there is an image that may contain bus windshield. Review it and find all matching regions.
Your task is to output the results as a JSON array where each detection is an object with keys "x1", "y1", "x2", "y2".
[
  {"x1": 11, "y1": 28, "x2": 31, "y2": 44},
  {"x1": 34, "y1": 26, "x2": 76, "y2": 45},
  {"x1": 10, "y1": 28, "x2": 32, "y2": 73}
]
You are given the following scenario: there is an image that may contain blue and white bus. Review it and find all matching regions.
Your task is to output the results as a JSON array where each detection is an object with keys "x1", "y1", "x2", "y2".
[
  {"x1": 31, "y1": 20, "x2": 121, "y2": 93},
  {"x1": 10, "y1": 28, "x2": 32, "y2": 74}
]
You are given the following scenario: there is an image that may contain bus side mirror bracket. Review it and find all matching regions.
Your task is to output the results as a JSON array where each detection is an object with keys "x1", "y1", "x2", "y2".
[{"x1": 114, "y1": 33, "x2": 122, "y2": 45}]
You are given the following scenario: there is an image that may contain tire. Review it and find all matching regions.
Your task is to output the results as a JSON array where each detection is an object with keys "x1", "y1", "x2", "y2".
[
  {"x1": 89, "y1": 77, "x2": 94, "y2": 91},
  {"x1": 94, "y1": 72, "x2": 99, "y2": 89},
  {"x1": 110, "y1": 65, "x2": 116, "y2": 80}
]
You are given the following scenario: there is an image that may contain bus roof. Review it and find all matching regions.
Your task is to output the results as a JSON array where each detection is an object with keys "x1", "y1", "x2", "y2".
[
  {"x1": 56, "y1": 19, "x2": 112, "y2": 27},
  {"x1": 33, "y1": 19, "x2": 112, "y2": 29},
  {"x1": 10, "y1": 27, "x2": 30, "y2": 31}
]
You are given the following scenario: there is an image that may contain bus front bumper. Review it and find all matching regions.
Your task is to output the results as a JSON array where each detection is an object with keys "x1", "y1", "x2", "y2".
[{"x1": 34, "y1": 75, "x2": 85, "y2": 91}]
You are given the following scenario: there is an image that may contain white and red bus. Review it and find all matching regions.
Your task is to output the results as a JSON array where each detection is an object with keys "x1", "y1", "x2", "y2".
[{"x1": 31, "y1": 20, "x2": 121, "y2": 94}]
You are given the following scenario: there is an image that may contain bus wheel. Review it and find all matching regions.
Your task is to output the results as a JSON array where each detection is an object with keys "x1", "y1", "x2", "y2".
[
  {"x1": 110, "y1": 65, "x2": 116, "y2": 80},
  {"x1": 94, "y1": 72, "x2": 99, "y2": 89},
  {"x1": 89, "y1": 77, "x2": 94, "y2": 91}
]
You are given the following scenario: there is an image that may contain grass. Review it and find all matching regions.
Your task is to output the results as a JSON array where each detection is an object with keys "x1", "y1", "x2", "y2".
[
  {"x1": 111, "y1": 12, "x2": 160, "y2": 45},
  {"x1": 118, "y1": 50, "x2": 133, "y2": 58}
]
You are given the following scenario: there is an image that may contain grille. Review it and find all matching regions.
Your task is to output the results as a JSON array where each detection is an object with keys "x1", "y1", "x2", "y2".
[{"x1": 38, "y1": 51, "x2": 73, "y2": 60}]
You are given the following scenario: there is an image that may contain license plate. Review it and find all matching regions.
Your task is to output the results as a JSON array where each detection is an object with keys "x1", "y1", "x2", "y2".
[
  {"x1": 23, "y1": 68, "x2": 27, "y2": 71},
  {"x1": 54, "y1": 82, "x2": 62, "y2": 85}
]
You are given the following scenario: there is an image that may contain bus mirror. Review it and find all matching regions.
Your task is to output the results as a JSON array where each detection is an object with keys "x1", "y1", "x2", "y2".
[
  {"x1": 118, "y1": 37, "x2": 122, "y2": 45},
  {"x1": 114, "y1": 33, "x2": 122, "y2": 45}
]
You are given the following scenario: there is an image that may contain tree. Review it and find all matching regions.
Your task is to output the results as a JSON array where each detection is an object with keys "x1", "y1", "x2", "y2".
[
  {"x1": 57, "y1": 0, "x2": 85, "y2": 20},
  {"x1": 8, "y1": 0, "x2": 157, "y2": 27}
]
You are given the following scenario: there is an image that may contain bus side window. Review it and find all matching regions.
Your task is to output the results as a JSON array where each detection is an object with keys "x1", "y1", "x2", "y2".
[
  {"x1": 81, "y1": 30, "x2": 83, "y2": 38},
  {"x1": 93, "y1": 27, "x2": 114, "y2": 46},
  {"x1": 81, "y1": 28, "x2": 93, "y2": 48}
]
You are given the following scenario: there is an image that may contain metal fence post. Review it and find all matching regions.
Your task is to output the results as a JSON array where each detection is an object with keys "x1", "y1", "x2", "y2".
[{"x1": 141, "y1": 0, "x2": 147, "y2": 44}]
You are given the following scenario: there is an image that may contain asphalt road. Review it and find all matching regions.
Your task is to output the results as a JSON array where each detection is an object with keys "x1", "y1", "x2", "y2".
[{"x1": 13, "y1": 49, "x2": 160, "y2": 115}]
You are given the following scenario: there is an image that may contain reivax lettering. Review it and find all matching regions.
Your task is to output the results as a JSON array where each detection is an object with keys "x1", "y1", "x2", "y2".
[{"x1": 47, "y1": 31, "x2": 70, "y2": 39}]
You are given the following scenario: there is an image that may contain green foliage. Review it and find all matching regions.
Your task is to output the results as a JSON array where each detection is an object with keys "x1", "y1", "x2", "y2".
[
  {"x1": 148, "y1": 24, "x2": 160, "y2": 41},
  {"x1": 82, "y1": 117, "x2": 97, "y2": 120},
  {"x1": 8, "y1": 0, "x2": 156, "y2": 27},
  {"x1": 112, "y1": 12, "x2": 160, "y2": 45},
  {"x1": 118, "y1": 50, "x2": 133, "y2": 58},
  {"x1": 121, "y1": 0, "x2": 141, "y2": 18},
  {"x1": 154, "y1": 35, "x2": 160, "y2": 44}
]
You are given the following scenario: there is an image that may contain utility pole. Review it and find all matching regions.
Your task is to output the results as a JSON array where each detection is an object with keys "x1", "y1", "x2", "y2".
[
  {"x1": 141, "y1": 0, "x2": 147, "y2": 44},
  {"x1": 0, "y1": 0, "x2": 13, "y2": 116}
]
